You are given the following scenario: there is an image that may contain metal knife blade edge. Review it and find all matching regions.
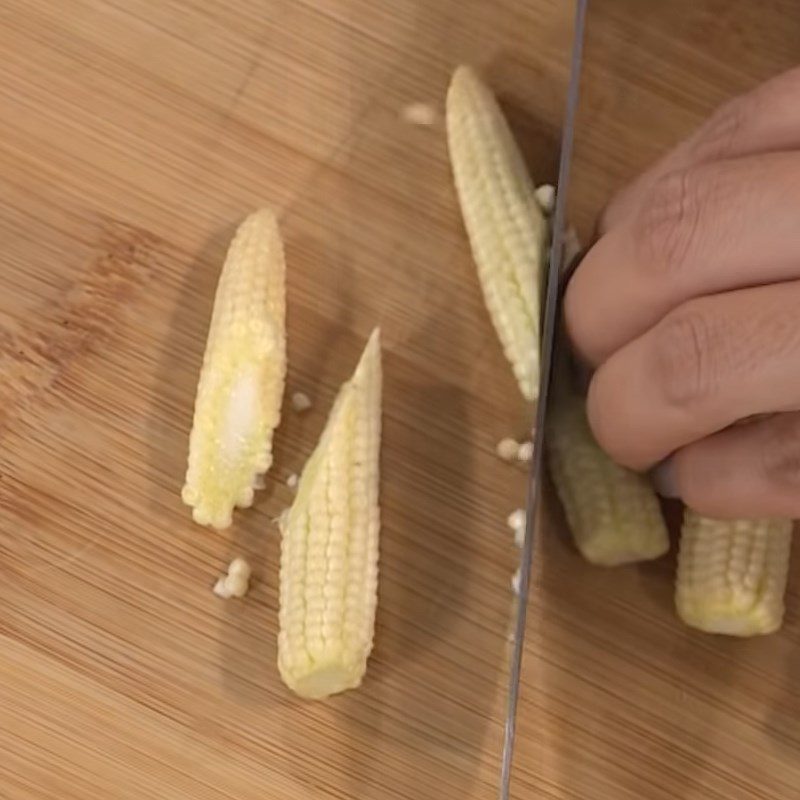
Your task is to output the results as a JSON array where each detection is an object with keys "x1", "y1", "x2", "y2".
[{"x1": 498, "y1": 1, "x2": 589, "y2": 797}]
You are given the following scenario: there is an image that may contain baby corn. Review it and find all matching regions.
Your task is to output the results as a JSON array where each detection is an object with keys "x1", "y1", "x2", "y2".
[
  {"x1": 182, "y1": 208, "x2": 287, "y2": 529},
  {"x1": 278, "y1": 329, "x2": 382, "y2": 700},
  {"x1": 676, "y1": 511, "x2": 792, "y2": 636},
  {"x1": 446, "y1": 64, "x2": 548, "y2": 402},
  {"x1": 546, "y1": 364, "x2": 669, "y2": 566}
]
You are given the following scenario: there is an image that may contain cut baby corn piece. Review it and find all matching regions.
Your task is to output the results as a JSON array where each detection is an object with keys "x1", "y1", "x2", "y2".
[
  {"x1": 278, "y1": 328, "x2": 382, "y2": 699},
  {"x1": 676, "y1": 511, "x2": 792, "y2": 636},
  {"x1": 446, "y1": 64, "x2": 548, "y2": 402},
  {"x1": 181, "y1": 208, "x2": 287, "y2": 529},
  {"x1": 545, "y1": 359, "x2": 669, "y2": 566}
]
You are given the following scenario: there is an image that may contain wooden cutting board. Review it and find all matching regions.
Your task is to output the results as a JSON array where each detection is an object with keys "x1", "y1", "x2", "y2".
[{"x1": 1, "y1": 1, "x2": 799, "y2": 798}]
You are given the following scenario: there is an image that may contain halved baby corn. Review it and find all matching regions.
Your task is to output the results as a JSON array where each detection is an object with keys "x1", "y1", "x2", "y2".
[
  {"x1": 676, "y1": 511, "x2": 792, "y2": 636},
  {"x1": 546, "y1": 361, "x2": 670, "y2": 566},
  {"x1": 446, "y1": 64, "x2": 548, "y2": 402},
  {"x1": 182, "y1": 208, "x2": 287, "y2": 529},
  {"x1": 278, "y1": 328, "x2": 382, "y2": 700}
]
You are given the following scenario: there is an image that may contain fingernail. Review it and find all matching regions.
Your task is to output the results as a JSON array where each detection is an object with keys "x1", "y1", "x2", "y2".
[{"x1": 651, "y1": 458, "x2": 680, "y2": 499}]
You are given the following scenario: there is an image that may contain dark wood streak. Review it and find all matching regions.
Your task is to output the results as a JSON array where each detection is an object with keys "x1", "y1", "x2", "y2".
[{"x1": 0, "y1": 218, "x2": 160, "y2": 435}]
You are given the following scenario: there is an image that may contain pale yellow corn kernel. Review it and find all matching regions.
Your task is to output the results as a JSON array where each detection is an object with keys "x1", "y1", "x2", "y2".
[
  {"x1": 278, "y1": 328, "x2": 382, "y2": 700},
  {"x1": 513, "y1": 526, "x2": 525, "y2": 549},
  {"x1": 516, "y1": 441, "x2": 533, "y2": 463},
  {"x1": 446, "y1": 64, "x2": 548, "y2": 402},
  {"x1": 400, "y1": 102, "x2": 437, "y2": 126},
  {"x1": 291, "y1": 391, "x2": 312, "y2": 413},
  {"x1": 546, "y1": 376, "x2": 669, "y2": 566},
  {"x1": 676, "y1": 511, "x2": 792, "y2": 636},
  {"x1": 213, "y1": 575, "x2": 248, "y2": 599},
  {"x1": 181, "y1": 208, "x2": 287, "y2": 530},
  {"x1": 507, "y1": 508, "x2": 526, "y2": 548},
  {"x1": 228, "y1": 557, "x2": 252, "y2": 581},
  {"x1": 507, "y1": 508, "x2": 526, "y2": 532},
  {"x1": 496, "y1": 437, "x2": 520, "y2": 461},
  {"x1": 213, "y1": 557, "x2": 252, "y2": 599},
  {"x1": 534, "y1": 184, "x2": 556, "y2": 214},
  {"x1": 225, "y1": 573, "x2": 250, "y2": 598}
]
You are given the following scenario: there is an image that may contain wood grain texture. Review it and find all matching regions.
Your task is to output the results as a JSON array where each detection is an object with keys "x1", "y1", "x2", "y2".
[{"x1": 0, "y1": 1, "x2": 799, "y2": 798}]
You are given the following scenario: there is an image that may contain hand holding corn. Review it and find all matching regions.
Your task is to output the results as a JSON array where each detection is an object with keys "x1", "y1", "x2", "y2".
[
  {"x1": 445, "y1": 64, "x2": 794, "y2": 636},
  {"x1": 562, "y1": 65, "x2": 800, "y2": 523}
]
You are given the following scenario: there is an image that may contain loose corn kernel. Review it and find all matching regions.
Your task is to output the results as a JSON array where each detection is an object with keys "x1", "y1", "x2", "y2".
[
  {"x1": 496, "y1": 437, "x2": 521, "y2": 461},
  {"x1": 507, "y1": 508, "x2": 526, "y2": 532},
  {"x1": 182, "y1": 208, "x2": 286, "y2": 529},
  {"x1": 228, "y1": 557, "x2": 252, "y2": 581},
  {"x1": 507, "y1": 508, "x2": 526, "y2": 548},
  {"x1": 534, "y1": 184, "x2": 556, "y2": 214},
  {"x1": 517, "y1": 441, "x2": 533, "y2": 463},
  {"x1": 291, "y1": 391, "x2": 312, "y2": 413},
  {"x1": 446, "y1": 64, "x2": 548, "y2": 402},
  {"x1": 213, "y1": 557, "x2": 252, "y2": 599},
  {"x1": 545, "y1": 366, "x2": 669, "y2": 566},
  {"x1": 278, "y1": 328, "x2": 382, "y2": 700},
  {"x1": 400, "y1": 102, "x2": 437, "y2": 126},
  {"x1": 676, "y1": 510, "x2": 792, "y2": 636}
]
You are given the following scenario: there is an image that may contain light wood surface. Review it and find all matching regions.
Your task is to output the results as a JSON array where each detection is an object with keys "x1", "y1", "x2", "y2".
[{"x1": 1, "y1": 1, "x2": 799, "y2": 798}]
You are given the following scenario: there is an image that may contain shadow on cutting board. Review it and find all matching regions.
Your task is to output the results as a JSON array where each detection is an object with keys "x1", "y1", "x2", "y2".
[
  {"x1": 525, "y1": 488, "x2": 739, "y2": 800},
  {"x1": 764, "y1": 538, "x2": 800, "y2": 762}
]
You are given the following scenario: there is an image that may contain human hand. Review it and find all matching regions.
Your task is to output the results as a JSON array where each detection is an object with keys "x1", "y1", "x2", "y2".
[{"x1": 563, "y1": 65, "x2": 800, "y2": 520}]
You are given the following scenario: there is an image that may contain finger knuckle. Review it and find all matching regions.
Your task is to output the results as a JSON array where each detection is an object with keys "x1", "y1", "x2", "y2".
[
  {"x1": 635, "y1": 167, "x2": 702, "y2": 275},
  {"x1": 761, "y1": 416, "x2": 800, "y2": 491},
  {"x1": 688, "y1": 94, "x2": 752, "y2": 163},
  {"x1": 651, "y1": 307, "x2": 716, "y2": 408}
]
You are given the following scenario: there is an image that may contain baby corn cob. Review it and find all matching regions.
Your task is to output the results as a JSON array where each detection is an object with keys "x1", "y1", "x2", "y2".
[
  {"x1": 278, "y1": 328, "x2": 382, "y2": 700},
  {"x1": 446, "y1": 64, "x2": 548, "y2": 402},
  {"x1": 676, "y1": 511, "x2": 792, "y2": 636},
  {"x1": 181, "y1": 208, "x2": 287, "y2": 529},
  {"x1": 546, "y1": 363, "x2": 670, "y2": 566}
]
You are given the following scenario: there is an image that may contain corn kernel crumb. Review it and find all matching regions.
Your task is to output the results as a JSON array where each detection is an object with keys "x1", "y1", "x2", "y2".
[
  {"x1": 213, "y1": 557, "x2": 252, "y2": 599},
  {"x1": 507, "y1": 508, "x2": 526, "y2": 548},
  {"x1": 496, "y1": 437, "x2": 520, "y2": 461},
  {"x1": 534, "y1": 184, "x2": 556, "y2": 214},
  {"x1": 228, "y1": 557, "x2": 252, "y2": 581},
  {"x1": 507, "y1": 508, "x2": 526, "y2": 531},
  {"x1": 291, "y1": 391, "x2": 312, "y2": 413},
  {"x1": 401, "y1": 102, "x2": 437, "y2": 126}
]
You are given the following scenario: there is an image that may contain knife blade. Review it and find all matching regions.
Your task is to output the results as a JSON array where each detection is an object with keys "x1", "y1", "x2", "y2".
[{"x1": 498, "y1": 1, "x2": 588, "y2": 797}]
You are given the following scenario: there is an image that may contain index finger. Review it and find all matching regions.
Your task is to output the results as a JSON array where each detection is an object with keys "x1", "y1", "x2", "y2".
[
  {"x1": 564, "y1": 66, "x2": 800, "y2": 367},
  {"x1": 603, "y1": 64, "x2": 800, "y2": 232}
]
